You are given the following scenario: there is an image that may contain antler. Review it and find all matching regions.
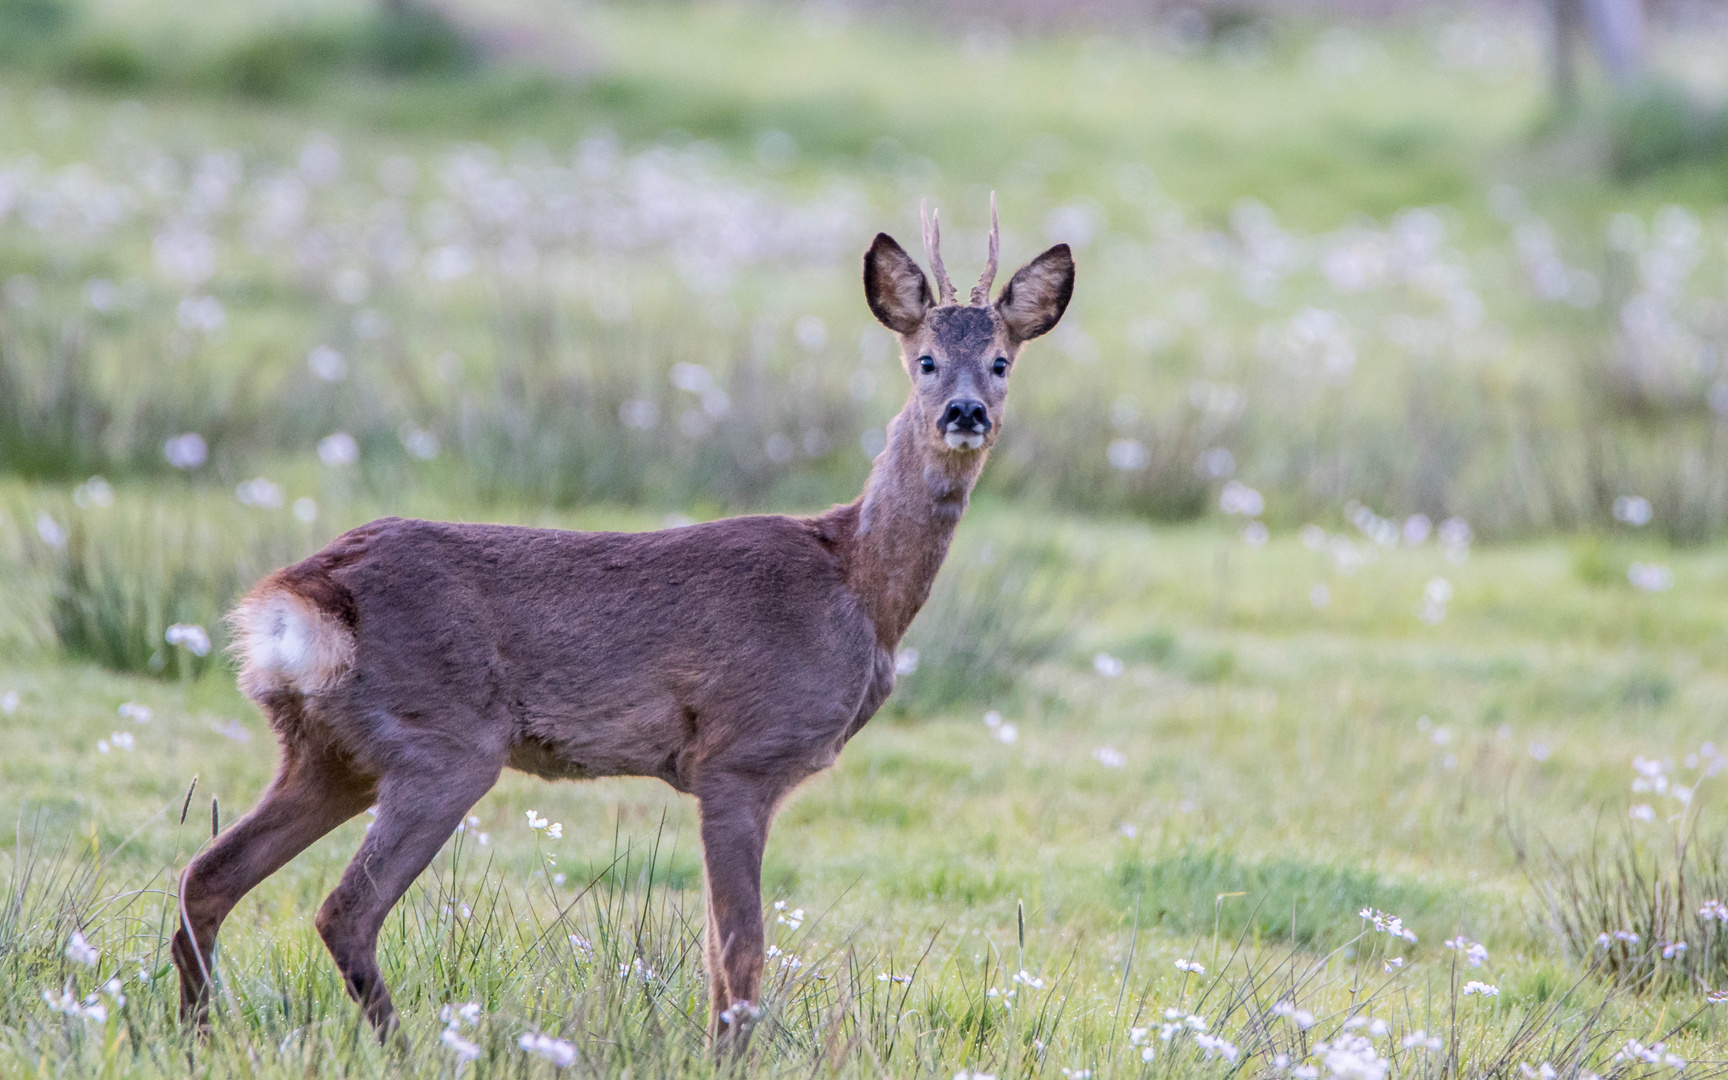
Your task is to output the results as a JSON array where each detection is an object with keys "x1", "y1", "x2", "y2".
[
  {"x1": 970, "y1": 191, "x2": 999, "y2": 306},
  {"x1": 920, "y1": 200, "x2": 957, "y2": 306}
]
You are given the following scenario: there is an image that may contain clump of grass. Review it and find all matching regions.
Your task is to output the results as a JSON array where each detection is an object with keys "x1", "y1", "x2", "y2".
[
  {"x1": 0, "y1": 326, "x2": 111, "y2": 482},
  {"x1": 1531, "y1": 822, "x2": 1728, "y2": 996},
  {"x1": 1606, "y1": 79, "x2": 1728, "y2": 182},
  {"x1": 362, "y1": 2, "x2": 474, "y2": 76},
  {"x1": 34, "y1": 2, "x2": 477, "y2": 95},
  {"x1": 1111, "y1": 847, "x2": 1456, "y2": 951},
  {"x1": 894, "y1": 536, "x2": 1079, "y2": 715},
  {"x1": 15, "y1": 493, "x2": 311, "y2": 677},
  {"x1": 0, "y1": 0, "x2": 72, "y2": 62}
]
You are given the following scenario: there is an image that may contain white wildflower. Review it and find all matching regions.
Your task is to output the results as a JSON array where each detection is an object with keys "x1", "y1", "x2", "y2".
[
  {"x1": 1613, "y1": 496, "x2": 1653, "y2": 526},
  {"x1": 1628, "y1": 563, "x2": 1674, "y2": 592},
  {"x1": 164, "y1": 432, "x2": 208, "y2": 469},
  {"x1": 517, "y1": 1032, "x2": 576, "y2": 1067},
  {"x1": 317, "y1": 432, "x2": 359, "y2": 467},
  {"x1": 43, "y1": 985, "x2": 108, "y2": 1022},
  {"x1": 1443, "y1": 936, "x2": 1488, "y2": 967},
  {"x1": 1462, "y1": 980, "x2": 1498, "y2": 996},
  {"x1": 1174, "y1": 958, "x2": 1205, "y2": 974},
  {"x1": 1220, "y1": 480, "x2": 1264, "y2": 517},
  {"x1": 440, "y1": 1002, "x2": 482, "y2": 1027},
  {"x1": 1315, "y1": 1035, "x2": 1387, "y2": 1080},
  {"x1": 1272, "y1": 1001, "x2": 1316, "y2": 1029},
  {"x1": 308, "y1": 345, "x2": 347, "y2": 381},
  {"x1": 1615, "y1": 1040, "x2": 1685, "y2": 1068},
  {"x1": 1359, "y1": 908, "x2": 1418, "y2": 943},
  {"x1": 165, "y1": 623, "x2": 212, "y2": 656},
  {"x1": 65, "y1": 930, "x2": 98, "y2": 966},
  {"x1": 441, "y1": 1026, "x2": 482, "y2": 1063},
  {"x1": 1193, "y1": 1033, "x2": 1239, "y2": 1062},
  {"x1": 234, "y1": 477, "x2": 284, "y2": 508},
  {"x1": 37, "y1": 513, "x2": 69, "y2": 549}
]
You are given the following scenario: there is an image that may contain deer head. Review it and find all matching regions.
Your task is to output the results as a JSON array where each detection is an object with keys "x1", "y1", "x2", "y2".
[{"x1": 862, "y1": 195, "x2": 1075, "y2": 456}]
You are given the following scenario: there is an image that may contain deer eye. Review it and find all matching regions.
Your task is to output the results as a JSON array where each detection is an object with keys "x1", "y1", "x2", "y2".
[
  {"x1": 992, "y1": 357, "x2": 1009, "y2": 376},
  {"x1": 918, "y1": 356, "x2": 935, "y2": 374}
]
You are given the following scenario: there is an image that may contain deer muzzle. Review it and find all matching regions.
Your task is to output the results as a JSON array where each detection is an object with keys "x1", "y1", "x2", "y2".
[{"x1": 939, "y1": 398, "x2": 990, "y2": 450}]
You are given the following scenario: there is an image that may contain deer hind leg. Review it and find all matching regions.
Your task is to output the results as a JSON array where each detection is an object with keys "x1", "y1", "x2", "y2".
[
  {"x1": 172, "y1": 744, "x2": 376, "y2": 1031},
  {"x1": 698, "y1": 779, "x2": 778, "y2": 1052},
  {"x1": 315, "y1": 757, "x2": 502, "y2": 1038}
]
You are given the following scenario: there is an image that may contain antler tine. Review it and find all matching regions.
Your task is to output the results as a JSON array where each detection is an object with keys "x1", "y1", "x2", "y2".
[
  {"x1": 970, "y1": 191, "x2": 999, "y2": 306},
  {"x1": 920, "y1": 199, "x2": 957, "y2": 306}
]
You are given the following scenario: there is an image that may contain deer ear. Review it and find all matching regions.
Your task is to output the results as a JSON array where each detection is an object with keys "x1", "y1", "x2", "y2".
[
  {"x1": 995, "y1": 244, "x2": 1074, "y2": 343},
  {"x1": 863, "y1": 233, "x2": 932, "y2": 334}
]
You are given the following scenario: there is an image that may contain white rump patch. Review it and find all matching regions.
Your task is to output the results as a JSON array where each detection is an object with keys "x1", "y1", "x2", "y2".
[
  {"x1": 229, "y1": 588, "x2": 355, "y2": 700},
  {"x1": 943, "y1": 431, "x2": 985, "y2": 451}
]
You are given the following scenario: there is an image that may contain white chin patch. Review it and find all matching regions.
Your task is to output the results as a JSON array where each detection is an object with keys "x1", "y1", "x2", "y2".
[{"x1": 944, "y1": 431, "x2": 986, "y2": 451}]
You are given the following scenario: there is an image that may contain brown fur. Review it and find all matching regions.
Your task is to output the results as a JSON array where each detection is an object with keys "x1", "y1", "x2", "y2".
[{"x1": 172, "y1": 212, "x2": 1075, "y2": 1050}]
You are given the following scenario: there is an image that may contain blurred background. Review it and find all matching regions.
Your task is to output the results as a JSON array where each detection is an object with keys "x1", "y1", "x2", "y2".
[
  {"x1": 6, "y1": 0, "x2": 1728, "y2": 667},
  {"x1": 0, "y1": 0, "x2": 1725, "y2": 527},
  {"x1": 3, "y1": 0, "x2": 1728, "y2": 668}
]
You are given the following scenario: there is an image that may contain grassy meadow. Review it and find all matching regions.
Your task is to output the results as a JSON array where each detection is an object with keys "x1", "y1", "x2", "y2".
[{"x1": 2, "y1": 0, "x2": 1728, "y2": 1075}]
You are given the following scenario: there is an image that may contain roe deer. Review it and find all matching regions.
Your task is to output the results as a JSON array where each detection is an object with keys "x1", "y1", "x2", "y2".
[{"x1": 172, "y1": 197, "x2": 1075, "y2": 1047}]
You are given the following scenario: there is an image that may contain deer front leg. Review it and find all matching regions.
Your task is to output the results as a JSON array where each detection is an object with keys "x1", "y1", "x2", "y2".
[
  {"x1": 703, "y1": 875, "x2": 728, "y2": 1030},
  {"x1": 316, "y1": 757, "x2": 502, "y2": 1039},
  {"x1": 698, "y1": 782, "x2": 774, "y2": 1053}
]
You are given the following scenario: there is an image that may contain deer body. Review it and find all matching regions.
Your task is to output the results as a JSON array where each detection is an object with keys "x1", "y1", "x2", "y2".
[
  {"x1": 172, "y1": 201, "x2": 1073, "y2": 1046},
  {"x1": 240, "y1": 514, "x2": 892, "y2": 790}
]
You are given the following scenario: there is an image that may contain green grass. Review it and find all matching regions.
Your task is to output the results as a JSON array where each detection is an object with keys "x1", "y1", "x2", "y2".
[{"x1": 2, "y1": 482, "x2": 1727, "y2": 1074}]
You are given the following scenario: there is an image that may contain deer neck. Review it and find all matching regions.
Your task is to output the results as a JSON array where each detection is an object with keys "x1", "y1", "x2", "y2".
[{"x1": 840, "y1": 397, "x2": 986, "y2": 648}]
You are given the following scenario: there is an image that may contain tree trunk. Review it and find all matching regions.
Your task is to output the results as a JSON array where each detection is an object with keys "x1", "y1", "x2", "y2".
[
  {"x1": 1584, "y1": 0, "x2": 1647, "y2": 85},
  {"x1": 1551, "y1": 0, "x2": 1584, "y2": 107}
]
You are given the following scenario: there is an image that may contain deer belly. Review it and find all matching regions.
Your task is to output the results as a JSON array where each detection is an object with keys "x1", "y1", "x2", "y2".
[{"x1": 507, "y1": 699, "x2": 693, "y2": 788}]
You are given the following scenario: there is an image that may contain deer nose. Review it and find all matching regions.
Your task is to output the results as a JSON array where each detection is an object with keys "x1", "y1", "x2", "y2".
[{"x1": 940, "y1": 398, "x2": 990, "y2": 433}]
